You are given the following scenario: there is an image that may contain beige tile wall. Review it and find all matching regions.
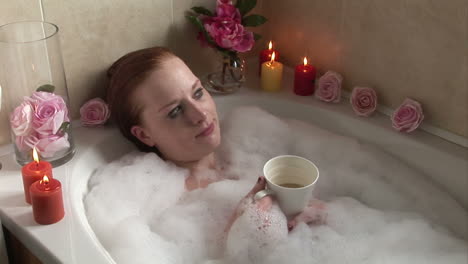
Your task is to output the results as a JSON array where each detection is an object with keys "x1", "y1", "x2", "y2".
[
  {"x1": 42, "y1": 0, "x2": 174, "y2": 117},
  {"x1": 1, "y1": 0, "x2": 466, "y2": 146},
  {"x1": 0, "y1": 0, "x2": 266, "y2": 146},
  {"x1": 263, "y1": 0, "x2": 468, "y2": 138}
]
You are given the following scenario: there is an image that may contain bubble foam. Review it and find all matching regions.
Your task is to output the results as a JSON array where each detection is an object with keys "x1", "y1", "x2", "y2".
[{"x1": 85, "y1": 106, "x2": 468, "y2": 264}]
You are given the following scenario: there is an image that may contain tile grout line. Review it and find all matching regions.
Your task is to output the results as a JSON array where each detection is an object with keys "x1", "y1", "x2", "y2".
[
  {"x1": 338, "y1": 0, "x2": 346, "y2": 71},
  {"x1": 39, "y1": 0, "x2": 45, "y2": 21}
]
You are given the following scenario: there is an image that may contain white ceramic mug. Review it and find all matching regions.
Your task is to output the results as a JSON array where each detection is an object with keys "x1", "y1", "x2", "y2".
[{"x1": 255, "y1": 155, "x2": 319, "y2": 216}]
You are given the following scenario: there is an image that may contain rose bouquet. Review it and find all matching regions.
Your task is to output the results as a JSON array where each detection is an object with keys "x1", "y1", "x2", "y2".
[
  {"x1": 187, "y1": 0, "x2": 266, "y2": 58},
  {"x1": 10, "y1": 85, "x2": 71, "y2": 158},
  {"x1": 187, "y1": 0, "x2": 267, "y2": 89}
]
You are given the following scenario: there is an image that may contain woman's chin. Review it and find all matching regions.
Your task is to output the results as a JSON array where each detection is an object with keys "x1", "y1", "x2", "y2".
[
  {"x1": 197, "y1": 127, "x2": 221, "y2": 148},
  {"x1": 202, "y1": 135, "x2": 221, "y2": 154}
]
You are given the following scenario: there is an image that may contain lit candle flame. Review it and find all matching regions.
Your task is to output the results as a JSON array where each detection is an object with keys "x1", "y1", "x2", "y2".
[
  {"x1": 303, "y1": 57, "x2": 308, "y2": 66},
  {"x1": 268, "y1": 41, "x2": 272, "y2": 50},
  {"x1": 271, "y1": 52, "x2": 276, "y2": 63},
  {"x1": 41, "y1": 175, "x2": 50, "y2": 185},
  {"x1": 33, "y1": 147, "x2": 39, "y2": 163}
]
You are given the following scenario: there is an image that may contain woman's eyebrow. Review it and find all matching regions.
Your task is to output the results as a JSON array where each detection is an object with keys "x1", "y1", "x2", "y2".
[
  {"x1": 158, "y1": 79, "x2": 201, "y2": 112},
  {"x1": 158, "y1": 99, "x2": 178, "y2": 112},
  {"x1": 192, "y1": 79, "x2": 201, "y2": 90}
]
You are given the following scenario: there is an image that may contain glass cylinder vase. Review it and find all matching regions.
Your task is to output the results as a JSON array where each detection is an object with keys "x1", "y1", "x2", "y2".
[
  {"x1": 0, "y1": 21, "x2": 75, "y2": 166},
  {"x1": 204, "y1": 53, "x2": 245, "y2": 94}
]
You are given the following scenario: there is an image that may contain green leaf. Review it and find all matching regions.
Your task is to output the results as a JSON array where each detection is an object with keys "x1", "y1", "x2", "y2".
[
  {"x1": 186, "y1": 15, "x2": 220, "y2": 49},
  {"x1": 236, "y1": 0, "x2": 257, "y2": 16},
  {"x1": 58, "y1": 122, "x2": 70, "y2": 134},
  {"x1": 254, "y1": 33, "x2": 262, "y2": 41},
  {"x1": 36, "y1": 84, "x2": 55, "y2": 93},
  {"x1": 191, "y1": 6, "x2": 214, "y2": 16},
  {"x1": 242, "y1": 14, "x2": 267, "y2": 27}
]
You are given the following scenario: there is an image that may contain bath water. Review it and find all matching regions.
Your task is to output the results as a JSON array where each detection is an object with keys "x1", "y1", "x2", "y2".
[{"x1": 84, "y1": 106, "x2": 468, "y2": 264}]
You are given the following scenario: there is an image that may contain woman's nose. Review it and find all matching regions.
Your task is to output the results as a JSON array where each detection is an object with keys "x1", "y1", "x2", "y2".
[{"x1": 186, "y1": 103, "x2": 207, "y2": 125}]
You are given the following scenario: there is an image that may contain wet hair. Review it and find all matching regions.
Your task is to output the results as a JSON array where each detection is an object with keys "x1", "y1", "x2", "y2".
[{"x1": 106, "y1": 47, "x2": 175, "y2": 155}]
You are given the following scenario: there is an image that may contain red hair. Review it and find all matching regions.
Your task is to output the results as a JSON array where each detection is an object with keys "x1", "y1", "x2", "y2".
[{"x1": 106, "y1": 47, "x2": 175, "y2": 154}]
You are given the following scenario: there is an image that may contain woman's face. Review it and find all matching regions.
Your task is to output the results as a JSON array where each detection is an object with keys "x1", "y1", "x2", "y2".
[{"x1": 131, "y1": 56, "x2": 221, "y2": 163}]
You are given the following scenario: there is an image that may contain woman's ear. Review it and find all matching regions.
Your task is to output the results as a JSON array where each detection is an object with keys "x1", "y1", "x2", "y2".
[{"x1": 131, "y1": 125, "x2": 156, "y2": 147}]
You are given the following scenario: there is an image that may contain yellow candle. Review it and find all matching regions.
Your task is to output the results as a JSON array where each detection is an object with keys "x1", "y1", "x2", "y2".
[{"x1": 261, "y1": 52, "x2": 283, "y2": 92}]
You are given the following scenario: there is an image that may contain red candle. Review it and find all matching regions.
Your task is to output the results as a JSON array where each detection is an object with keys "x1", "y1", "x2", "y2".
[
  {"x1": 21, "y1": 148, "x2": 53, "y2": 204},
  {"x1": 294, "y1": 57, "x2": 317, "y2": 96},
  {"x1": 30, "y1": 175, "x2": 64, "y2": 225},
  {"x1": 259, "y1": 41, "x2": 279, "y2": 75}
]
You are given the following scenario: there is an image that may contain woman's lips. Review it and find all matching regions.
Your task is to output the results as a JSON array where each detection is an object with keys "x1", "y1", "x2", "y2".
[{"x1": 197, "y1": 122, "x2": 215, "y2": 137}]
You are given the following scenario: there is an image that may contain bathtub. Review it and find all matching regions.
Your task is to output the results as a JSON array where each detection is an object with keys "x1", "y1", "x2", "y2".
[{"x1": 0, "y1": 83, "x2": 467, "y2": 263}]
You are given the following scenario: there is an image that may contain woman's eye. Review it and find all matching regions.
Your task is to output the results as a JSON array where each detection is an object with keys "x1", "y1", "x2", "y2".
[
  {"x1": 168, "y1": 105, "x2": 182, "y2": 119},
  {"x1": 194, "y1": 88, "x2": 204, "y2": 99}
]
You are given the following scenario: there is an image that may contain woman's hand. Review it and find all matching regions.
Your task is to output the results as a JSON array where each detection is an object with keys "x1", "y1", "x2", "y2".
[
  {"x1": 224, "y1": 177, "x2": 288, "y2": 262},
  {"x1": 225, "y1": 176, "x2": 327, "y2": 234},
  {"x1": 225, "y1": 176, "x2": 274, "y2": 233},
  {"x1": 287, "y1": 199, "x2": 327, "y2": 231}
]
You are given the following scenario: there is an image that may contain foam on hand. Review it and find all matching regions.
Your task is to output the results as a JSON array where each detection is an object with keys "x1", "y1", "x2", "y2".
[{"x1": 84, "y1": 106, "x2": 468, "y2": 264}]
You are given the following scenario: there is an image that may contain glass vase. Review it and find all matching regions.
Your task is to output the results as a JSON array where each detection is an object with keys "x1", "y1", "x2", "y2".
[
  {"x1": 204, "y1": 53, "x2": 245, "y2": 94},
  {"x1": 0, "y1": 21, "x2": 75, "y2": 166}
]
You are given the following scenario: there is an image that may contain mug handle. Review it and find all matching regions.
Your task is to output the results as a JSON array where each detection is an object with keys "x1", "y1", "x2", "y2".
[{"x1": 254, "y1": 189, "x2": 274, "y2": 201}]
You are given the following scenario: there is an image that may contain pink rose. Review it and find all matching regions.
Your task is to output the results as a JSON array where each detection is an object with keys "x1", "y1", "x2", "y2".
[
  {"x1": 10, "y1": 101, "x2": 34, "y2": 136},
  {"x1": 15, "y1": 133, "x2": 38, "y2": 152},
  {"x1": 80, "y1": 98, "x2": 110, "y2": 127},
  {"x1": 204, "y1": 17, "x2": 254, "y2": 52},
  {"x1": 315, "y1": 71, "x2": 343, "y2": 103},
  {"x1": 28, "y1": 92, "x2": 70, "y2": 135},
  {"x1": 350, "y1": 87, "x2": 378, "y2": 117},
  {"x1": 35, "y1": 134, "x2": 70, "y2": 158},
  {"x1": 391, "y1": 98, "x2": 424, "y2": 133}
]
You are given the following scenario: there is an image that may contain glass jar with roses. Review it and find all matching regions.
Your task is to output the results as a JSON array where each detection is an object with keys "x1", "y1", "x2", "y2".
[
  {"x1": 187, "y1": 0, "x2": 267, "y2": 94},
  {"x1": 0, "y1": 21, "x2": 75, "y2": 166}
]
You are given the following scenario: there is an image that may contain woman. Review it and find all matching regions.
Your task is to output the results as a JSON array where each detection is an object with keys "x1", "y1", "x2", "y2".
[{"x1": 106, "y1": 47, "x2": 325, "y2": 238}]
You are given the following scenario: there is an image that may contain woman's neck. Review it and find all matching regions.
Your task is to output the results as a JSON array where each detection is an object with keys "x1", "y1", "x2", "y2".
[
  {"x1": 177, "y1": 153, "x2": 220, "y2": 191},
  {"x1": 174, "y1": 153, "x2": 217, "y2": 172}
]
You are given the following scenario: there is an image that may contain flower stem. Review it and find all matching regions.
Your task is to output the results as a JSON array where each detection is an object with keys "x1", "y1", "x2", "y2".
[{"x1": 222, "y1": 59, "x2": 228, "y2": 85}]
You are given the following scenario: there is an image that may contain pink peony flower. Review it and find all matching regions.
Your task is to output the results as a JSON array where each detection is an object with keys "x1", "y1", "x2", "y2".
[
  {"x1": 217, "y1": 0, "x2": 232, "y2": 5},
  {"x1": 80, "y1": 98, "x2": 110, "y2": 127},
  {"x1": 315, "y1": 71, "x2": 343, "y2": 103},
  {"x1": 204, "y1": 17, "x2": 254, "y2": 52},
  {"x1": 391, "y1": 98, "x2": 424, "y2": 133},
  {"x1": 28, "y1": 91, "x2": 70, "y2": 136},
  {"x1": 10, "y1": 101, "x2": 34, "y2": 136},
  {"x1": 216, "y1": 2, "x2": 241, "y2": 23},
  {"x1": 350, "y1": 86, "x2": 378, "y2": 117},
  {"x1": 35, "y1": 133, "x2": 70, "y2": 158}
]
